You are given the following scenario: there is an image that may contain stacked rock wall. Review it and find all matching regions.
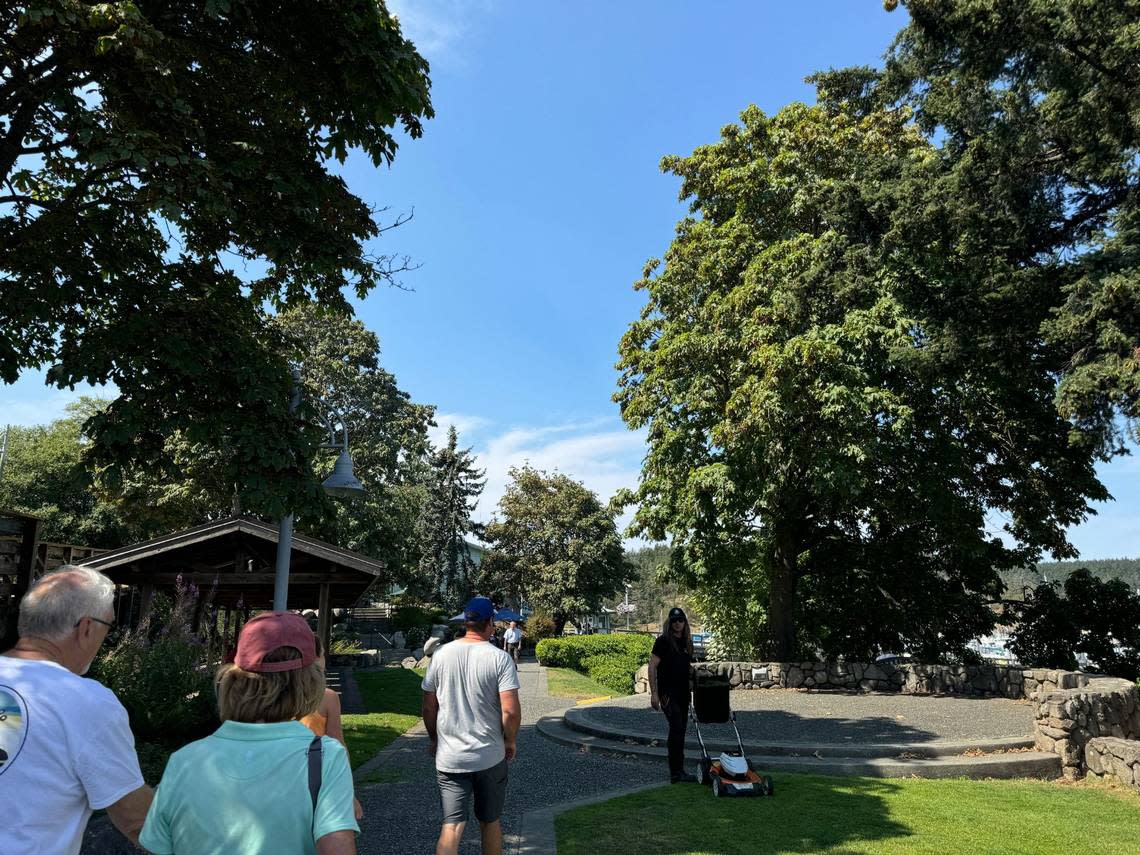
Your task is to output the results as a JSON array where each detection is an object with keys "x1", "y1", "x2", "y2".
[
  {"x1": 633, "y1": 660, "x2": 1060, "y2": 699},
  {"x1": 631, "y1": 659, "x2": 1140, "y2": 781},
  {"x1": 1033, "y1": 676, "x2": 1140, "y2": 781},
  {"x1": 1084, "y1": 737, "x2": 1140, "y2": 788}
]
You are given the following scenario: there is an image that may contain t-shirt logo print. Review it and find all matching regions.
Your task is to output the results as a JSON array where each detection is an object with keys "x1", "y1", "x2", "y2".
[{"x1": 0, "y1": 685, "x2": 30, "y2": 774}]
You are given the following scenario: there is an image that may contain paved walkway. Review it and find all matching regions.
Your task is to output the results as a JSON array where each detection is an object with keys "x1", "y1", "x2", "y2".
[
  {"x1": 355, "y1": 660, "x2": 663, "y2": 855},
  {"x1": 576, "y1": 688, "x2": 1035, "y2": 745}
]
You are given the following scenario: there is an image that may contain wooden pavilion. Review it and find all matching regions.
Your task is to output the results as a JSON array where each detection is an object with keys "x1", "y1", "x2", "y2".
[{"x1": 79, "y1": 515, "x2": 386, "y2": 655}]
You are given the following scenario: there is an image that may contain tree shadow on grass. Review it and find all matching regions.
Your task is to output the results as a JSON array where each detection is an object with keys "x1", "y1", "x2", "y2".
[{"x1": 556, "y1": 774, "x2": 912, "y2": 855}]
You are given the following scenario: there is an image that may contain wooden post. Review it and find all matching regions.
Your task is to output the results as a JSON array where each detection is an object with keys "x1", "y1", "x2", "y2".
[
  {"x1": 317, "y1": 582, "x2": 331, "y2": 659},
  {"x1": 14, "y1": 516, "x2": 41, "y2": 601},
  {"x1": 138, "y1": 583, "x2": 156, "y2": 625},
  {"x1": 223, "y1": 606, "x2": 234, "y2": 655}
]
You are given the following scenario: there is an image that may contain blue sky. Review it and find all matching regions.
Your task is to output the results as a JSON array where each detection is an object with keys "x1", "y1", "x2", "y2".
[{"x1": 3, "y1": 1, "x2": 1137, "y2": 558}]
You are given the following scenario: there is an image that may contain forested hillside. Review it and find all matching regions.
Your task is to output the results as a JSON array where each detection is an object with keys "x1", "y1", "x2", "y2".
[{"x1": 1002, "y1": 559, "x2": 1140, "y2": 599}]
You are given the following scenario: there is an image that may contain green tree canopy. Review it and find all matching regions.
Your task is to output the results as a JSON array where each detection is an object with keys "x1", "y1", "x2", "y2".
[
  {"x1": 1010, "y1": 569, "x2": 1140, "y2": 680},
  {"x1": 0, "y1": 399, "x2": 140, "y2": 546},
  {"x1": 414, "y1": 425, "x2": 486, "y2": 612},
  {"x1": 105, "y1": 304, "x2": 436, "y2": 583},
  {"x1": 616, "y1": 95, "x2": 1106, "y2": 661},
  {"x1": 872, "y1": 0, "x2": 1140, "y2": 454},
  {"x1": 1, "y1": 1, "x2": 433, "y2": 519},
  {"x1": 482, "y1": 466, "x2": 631, "y2": 635}
]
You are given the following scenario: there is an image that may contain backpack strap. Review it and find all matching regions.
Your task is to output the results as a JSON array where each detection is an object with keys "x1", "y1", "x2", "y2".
[{"x1": 307, "y1": 734, "x2": 323, "y2": 816}]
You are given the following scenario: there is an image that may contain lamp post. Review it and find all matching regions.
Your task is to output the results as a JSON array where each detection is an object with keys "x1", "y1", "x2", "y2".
[
  {"x1": 273, "y1": 370, "x2": 366, "y2": 612},
  {"x1": 617, "y1": 583, "x2": 635, "y2": 631}
]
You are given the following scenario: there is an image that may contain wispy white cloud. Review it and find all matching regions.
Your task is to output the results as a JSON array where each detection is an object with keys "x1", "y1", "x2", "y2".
[
  {"x1": 386, "y1": 0, "x2": 495, "y2": 68},
  {"x1": 428, "y1": 411, "x2": 491, "y2": 448},
  {"x1": 463, "y1": 417, "x2": 648, "y2": 536}
]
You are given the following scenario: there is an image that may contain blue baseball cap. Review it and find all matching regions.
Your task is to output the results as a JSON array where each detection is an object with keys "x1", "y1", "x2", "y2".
[{"x1": 464, "y1": 597, "x2": 495, "y2": 621}]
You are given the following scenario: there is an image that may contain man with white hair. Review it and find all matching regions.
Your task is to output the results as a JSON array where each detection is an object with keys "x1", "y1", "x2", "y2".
[{"x1": 0, "y1": 565, "x2": 152, "y2": 854}]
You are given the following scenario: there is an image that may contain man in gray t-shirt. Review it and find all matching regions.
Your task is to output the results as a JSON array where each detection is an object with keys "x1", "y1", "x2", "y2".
[{"x1": 422, "y1": 597, "x2": 521, "y2": 855}]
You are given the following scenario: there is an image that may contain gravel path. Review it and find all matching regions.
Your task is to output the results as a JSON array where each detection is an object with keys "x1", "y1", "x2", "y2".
[
  {"x1": 355, "y1": 660, "x2": 663, "y2": 855},
  {"x1": 580, "y1": 689, "x2": 1035, "y2": 744}
]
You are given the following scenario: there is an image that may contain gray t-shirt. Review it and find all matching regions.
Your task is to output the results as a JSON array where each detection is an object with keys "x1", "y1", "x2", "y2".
[{"x1": 421, "y1": 639, "x2": 520, "y2": 773}]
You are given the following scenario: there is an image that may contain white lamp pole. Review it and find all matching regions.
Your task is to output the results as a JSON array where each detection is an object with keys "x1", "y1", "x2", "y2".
[{"x1": 273, "y1": 370, "x2": 366, "y2": 612}]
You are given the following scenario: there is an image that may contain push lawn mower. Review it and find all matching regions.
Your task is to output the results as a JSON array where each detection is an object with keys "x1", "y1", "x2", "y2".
[{"x1": 690, "y1": 675, "x2": 773, "y2": 797}]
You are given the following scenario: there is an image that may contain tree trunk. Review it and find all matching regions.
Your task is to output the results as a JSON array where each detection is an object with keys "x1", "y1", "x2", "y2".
[
  {"x1": 769, "y1": 533, "x2": 799, "y2": 660},
  {"x1": 553, "y1": 616, "x2": 566, "y2": 637}
]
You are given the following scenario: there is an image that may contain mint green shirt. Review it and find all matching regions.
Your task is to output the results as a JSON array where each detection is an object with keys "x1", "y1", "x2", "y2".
[{"x1": 140, "y1": 720, "x2": 358, "y2": 854}]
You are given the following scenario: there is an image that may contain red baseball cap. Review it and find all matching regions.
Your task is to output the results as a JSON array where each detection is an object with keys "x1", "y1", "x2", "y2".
[{"x1": 234, "y1": 611, "x2": 317, "y2": 673}]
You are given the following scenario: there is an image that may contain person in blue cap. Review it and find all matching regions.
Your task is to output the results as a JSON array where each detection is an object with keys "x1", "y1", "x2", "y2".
[{"x1": 422, "y1": 597, "x2": 521, "y2": 855}]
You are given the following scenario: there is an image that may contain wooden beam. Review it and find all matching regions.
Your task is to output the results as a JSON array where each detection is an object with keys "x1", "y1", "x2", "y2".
[
  {"x1": 317, "y1": 582, "x2": 331, "y2": 660},
  {"x1": 130, "y1": 572, "x2": 369, "y2": 586}
]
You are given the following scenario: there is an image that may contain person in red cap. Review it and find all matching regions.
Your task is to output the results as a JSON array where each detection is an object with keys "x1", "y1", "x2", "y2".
[{"x1": 139, "y1": 611, "x2": 359, "y2": 854}]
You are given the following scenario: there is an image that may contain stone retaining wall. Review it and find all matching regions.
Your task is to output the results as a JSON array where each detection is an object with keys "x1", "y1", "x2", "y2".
[
  {"x1": 1084, "y1": 736, "x2": 1140, "y2": 788},
  {"x1": 1034, "y1": 676, "x2": 1140, "y2": 780},
  {"x1": 633, "y1": 660, "x2": 1085, "y2": 700},
  {"x1": 630, "y1": 659, "x2": 1140, "y2": 781}
]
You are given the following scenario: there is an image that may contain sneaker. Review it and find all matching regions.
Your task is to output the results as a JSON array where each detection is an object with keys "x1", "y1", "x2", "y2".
[{"x1": 671, "y1": 772, "x2": 698, "y2": 783}]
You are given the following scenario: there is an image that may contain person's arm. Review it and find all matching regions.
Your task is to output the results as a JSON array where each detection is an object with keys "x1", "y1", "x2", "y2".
[
  {"x1": 316, "y1": 829, "x2": 357, "y2": 854},
  {"x1": 321, "y1": 690, "x2": 363, "y2": 821},
  {"x1": 422, "y1": 690, "x2": 439, "y2": 754},
  {"x1": 105, "y1": 784, "x2": 153, "y2": 847},
  {"x1": 500, "y1": 688, "x2": 521, "y2": 760},
  {"x1": 649, "y1": 653, "x2": 662, "y2": 710},
  {"x1": 323, "y1": 689, "x2": 346, "y2": 749}
]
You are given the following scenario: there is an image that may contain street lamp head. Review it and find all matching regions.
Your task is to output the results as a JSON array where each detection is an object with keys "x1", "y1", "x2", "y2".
[{"x1": 322, "y1": 450, "x2": 365, "y2": 498}]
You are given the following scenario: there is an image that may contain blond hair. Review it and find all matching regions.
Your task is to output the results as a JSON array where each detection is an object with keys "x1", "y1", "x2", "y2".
[{"x1": 215, "y1": 646, "x2": 325, "y2": 723}]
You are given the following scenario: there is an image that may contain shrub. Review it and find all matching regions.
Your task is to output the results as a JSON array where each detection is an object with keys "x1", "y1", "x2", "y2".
[
  {"x1": 536, "y1": 634, "x2": 654, "y2": 695},
  {"x1": 91, "y1": 589, "x2": 216, "y2": 745},
  {"x1": 330, "y1": 637, "x2": 365, "y2": 655},
  {"x1": 527, "y1": 611, "x2": 556, "y2": 643},
  {"x1": 582, "y1": 653, "x2": 643, "y2": 695},
  {"x1": 392, "y1": 605, "x2": 438, "y2": 633},
  {"x1": 405, "y1": 625, "x2": 430, "y2": 650}
]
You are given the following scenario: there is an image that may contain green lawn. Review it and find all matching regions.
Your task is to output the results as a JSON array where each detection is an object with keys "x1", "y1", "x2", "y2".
[
  {"x1": 341, "y1": 667, "x2": 426, "y2": 769},
  {"x1": 546, "y1": 666, "x2": 616, "y2": 700},
  {"x1": 556, "y1": 774, "x2": 1140, "y2": 855}
]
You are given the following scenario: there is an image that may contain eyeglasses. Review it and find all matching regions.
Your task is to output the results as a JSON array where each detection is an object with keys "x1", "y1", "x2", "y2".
[
  {"x1": 670, "y1": 618, "x2": 686, "y2": 624},
  {"x1": 76, "y1": 615, "x2": 116, "y2": 630}
]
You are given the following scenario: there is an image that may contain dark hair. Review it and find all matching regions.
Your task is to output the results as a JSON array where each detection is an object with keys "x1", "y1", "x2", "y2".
[
  {"x1": 662, "y1": 613, "x2": 693, "y2": 656},
  {"x1": 466, "y1": 618, "x2": 490, "y2": 633}
]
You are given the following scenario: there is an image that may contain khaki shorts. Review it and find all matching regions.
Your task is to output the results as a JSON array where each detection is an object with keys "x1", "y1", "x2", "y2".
[{"x1": 437, "y1": 758, "x2": 509, "y2": 825}]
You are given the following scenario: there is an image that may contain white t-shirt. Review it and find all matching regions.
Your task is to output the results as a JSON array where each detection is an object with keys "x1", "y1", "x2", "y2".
[
  {"x1": 0, "y1": 657, "x2": 145, "y2": 855},
  {"x1": 421, "y1": 640, "x2": 520, "y2": 773},
  {"x1": 504, "y1": 627, "x2": 522, "y2": 645}
]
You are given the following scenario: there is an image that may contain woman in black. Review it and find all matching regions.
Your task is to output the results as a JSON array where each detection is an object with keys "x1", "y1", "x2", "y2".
[{"x1": 649, "y1": 606, "x2": 696, "y2": 782}]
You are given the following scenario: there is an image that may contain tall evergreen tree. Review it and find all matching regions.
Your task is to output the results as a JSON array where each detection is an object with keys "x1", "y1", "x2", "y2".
[{"x1": 416, "y1": 426, "x2": 486, "y2": 611}]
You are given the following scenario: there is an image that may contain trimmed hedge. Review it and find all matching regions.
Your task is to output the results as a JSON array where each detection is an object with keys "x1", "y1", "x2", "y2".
[{"x1": 536, "y1": 634, "x2": 654, "y2": 695}]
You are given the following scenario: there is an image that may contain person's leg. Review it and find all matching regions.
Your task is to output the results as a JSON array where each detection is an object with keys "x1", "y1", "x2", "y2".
[
  {"x1": 472, "y1": 758, "x2": 509, "y2": 854},
  {"x1": 437, "y1": 770, "x2": 474, "y2": 855},
  {"x1": 664, "y1": 699, "x2": 691, "y2": 780},
  {"x1": 479, "y1": 820, "x2": 502, "y2": 855},
  {"x1": 437, "y1": 822, "x2": 466, "y2": 855}
]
